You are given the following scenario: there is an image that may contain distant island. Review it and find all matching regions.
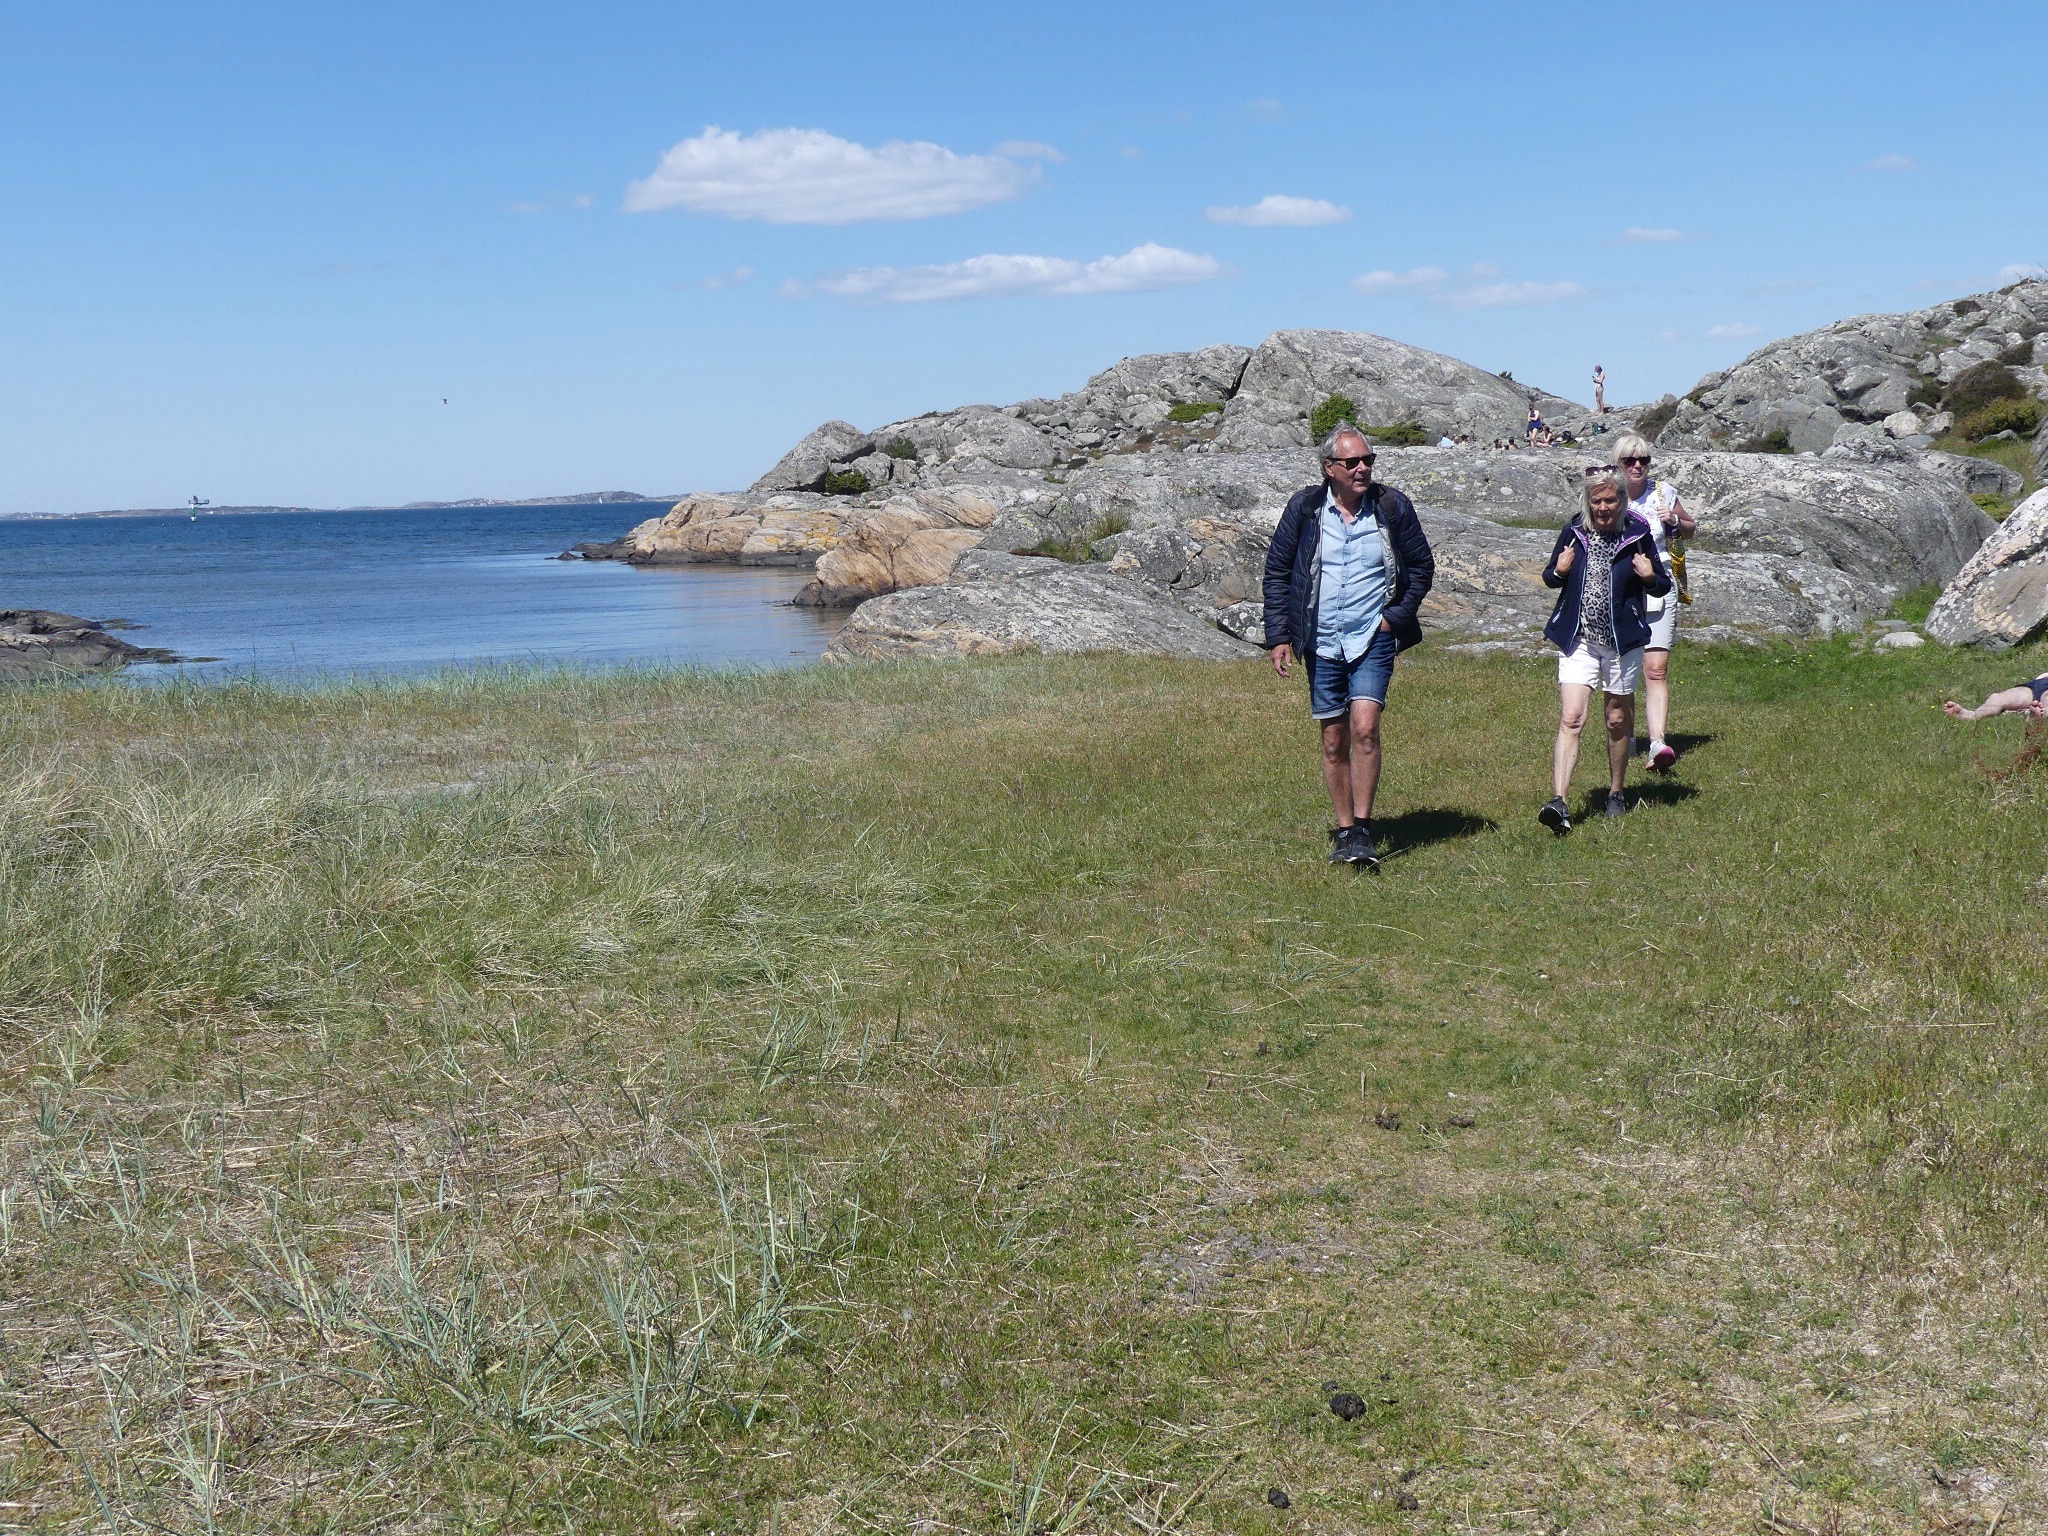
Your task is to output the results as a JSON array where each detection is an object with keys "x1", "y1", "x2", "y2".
[{"x1": 2, "y1": 491, "x2": 681, "y2": 521}]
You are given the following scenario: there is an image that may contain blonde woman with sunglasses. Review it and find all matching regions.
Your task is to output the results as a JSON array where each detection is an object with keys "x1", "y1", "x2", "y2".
[{"x1": 1613, "y1": 432, "x2": 1695, "y2": 770}]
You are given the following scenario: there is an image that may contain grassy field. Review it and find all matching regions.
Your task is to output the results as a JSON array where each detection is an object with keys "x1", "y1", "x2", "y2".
[{"x1": 3, "y1": 638, "x2": 2046, "y2": 1535}]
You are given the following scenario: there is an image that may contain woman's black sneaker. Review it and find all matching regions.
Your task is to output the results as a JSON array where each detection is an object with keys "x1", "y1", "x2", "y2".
[
  {"x1": 1353, "y1": 822, "x2": 1380, "y2": 870},
  {"x1": 1605, "y1": 790, "x2": 1628, "y2": 818},
  {"x1": 1538, "y1": 796, "x2": 1572, "y2": 835}
]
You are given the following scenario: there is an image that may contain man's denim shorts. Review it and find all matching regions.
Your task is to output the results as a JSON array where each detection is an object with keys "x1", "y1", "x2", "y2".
[{"x1": 1308, "y1": 628, "x2": 1396, "y2": 721}]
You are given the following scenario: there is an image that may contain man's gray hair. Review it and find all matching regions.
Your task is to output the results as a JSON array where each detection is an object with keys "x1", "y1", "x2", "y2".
[{"x1": 1317, "y1": 421, "x2": 1369, "y2": 462}]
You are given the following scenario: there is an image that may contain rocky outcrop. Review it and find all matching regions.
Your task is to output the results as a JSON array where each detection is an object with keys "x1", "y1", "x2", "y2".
[
  {"x1": 1216, "y1": 330, "x2": 1586, "y2": 450},
  {"x1": 1655, "y1": 280, "x2": 2048, "y2": 454},
  {"x1": 0, "y1": 610, "x2": 184, "y2": 679},
  {"x1": 824, "y1": 549, "x2": 1257, "y2": 662},
  {"x1": 1649, "y1": 452, "x2": 1991, "y2": 590},
  {"x1": 610, "y1": 492, "x2": 847, "y2": 566},
  {"x1": 1926, "y1": 487, "x2": 2048, "y2": 649},
  {"x1": 751, "y1": 421, "x2": 871, "y2": 494},
  {"x1": 793, "y1": 489, "x2": 1001, "y2": 606}
]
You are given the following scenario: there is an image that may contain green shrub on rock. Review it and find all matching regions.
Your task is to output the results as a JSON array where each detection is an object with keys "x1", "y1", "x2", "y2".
[
  {"x1": 1365, "y1": 421, "x2": 1429, "y2": 447},
  {"x1": 1309, "y1": 394, "x2": 1359, "y2": 442},
  {"x1": 1634, "y1": 398, "x2": 1679, "y2": 440},
  {"x1": 1165, "y1": 401, "x2": 1224, "y2": 423},
  {"x1": 819, "y1": 469, "x2": 870, "y2": 495},
  {"x1": 1908, "y1": 378, "x2": 1943, "y2": 410},
  {"x1": 1943, "y1": 361, "x2": 2026, "y2": 416},
  {"x1": 1737, "y1": 427, "x2": 1794, "y2": 454},
  {"x1": 1959, "y1": 397, "x2": 2043, "y2": 442},
  {"x1": 881, "y1": 437, "x2": 919, "y2": 460}
]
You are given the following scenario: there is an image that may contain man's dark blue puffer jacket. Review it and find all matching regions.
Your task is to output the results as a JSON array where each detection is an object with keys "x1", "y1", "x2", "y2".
[{"x1": 1260, "y1": 481, "x2": 1436, "y2": 658}]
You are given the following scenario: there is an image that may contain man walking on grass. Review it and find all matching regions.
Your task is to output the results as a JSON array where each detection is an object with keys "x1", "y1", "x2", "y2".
[{"x1": 1262, "y1": 423, "x2": 1436, "y2": 868}]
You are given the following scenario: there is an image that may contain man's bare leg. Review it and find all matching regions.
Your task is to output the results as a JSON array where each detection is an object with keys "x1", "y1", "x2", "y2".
[
  {"x1": 1644, "y1": 648, "x2": 1671, "y2": 743},
  {"x1": 1945, "y1": 686, "x2": 2037, "y2": 720},
  {"x1": 1605, "y1": 692, "x2": 1634, "y2": 794},
  {"x1": 1321, "y1": 717, "x2": 1355, "y2": 827},
  {"x1": 1554, "y1": 683, "x2": 1591, "y2": 800},
  {"x1": 1347, "y1": 699, "x2": 1383, "y2": 823}
]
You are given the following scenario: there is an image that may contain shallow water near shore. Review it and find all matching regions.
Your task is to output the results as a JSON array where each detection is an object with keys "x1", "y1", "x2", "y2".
[{"x1": 0, "y1": 501, "x2": 842, "y2": 682}]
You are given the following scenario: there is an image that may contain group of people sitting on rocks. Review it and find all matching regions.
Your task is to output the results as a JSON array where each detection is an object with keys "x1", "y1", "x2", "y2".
[{"x1": 1262, "y1": 421, "x2": 2041, "y2": 867}]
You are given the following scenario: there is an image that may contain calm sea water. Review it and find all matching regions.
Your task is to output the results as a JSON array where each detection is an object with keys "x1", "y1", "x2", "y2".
[{"x1": 0, "y1": 502, "x2": 845, "y2": 682}]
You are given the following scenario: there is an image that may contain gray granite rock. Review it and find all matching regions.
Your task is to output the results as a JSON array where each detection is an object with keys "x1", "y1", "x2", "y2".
[
  {"x1": 1926, "y1": 487, "x2": 2048, "y2": 649},
  {"x1": 0, "y1": 610, "x2": 185, "y2": 679},
  {"x1": 1215, "y1": 330, "x2": 1585, "y2": 450},
  {"x1": 1919, "y1": 450, "x2": 2026, "y2": 502},
  {"x1": 1657, "y1": 280, "x2": 2048, "y2": 453},
  {"x1": 824, "y1": 549, "x2": 1258, "y2": 662},
  {"x1": 750, "y1": 420, "x2": 871, "y2": 493}
]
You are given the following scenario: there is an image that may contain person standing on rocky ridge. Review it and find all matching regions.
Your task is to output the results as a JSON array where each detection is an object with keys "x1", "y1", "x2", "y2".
[
  {"x1": 1537, "y1": 467, "x2": 1671, "y2": 832},
  {"x1": 1592, "y1": 364, "x2": 1607, "y2": 414},
  {"x1": 1615, "y1": 433, "x2": 1696, "y2": 771},
  {"x1": 1262, "y1": 424, "x2": 1437, "y2": 869}
]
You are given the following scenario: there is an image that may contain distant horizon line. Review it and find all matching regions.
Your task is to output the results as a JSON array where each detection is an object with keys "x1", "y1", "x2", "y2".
[{"x1": 0, "y1": 492, "x2": 684, "y2": 522}]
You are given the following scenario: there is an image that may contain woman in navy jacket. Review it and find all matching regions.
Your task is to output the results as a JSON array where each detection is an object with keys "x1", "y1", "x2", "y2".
[{"x1": 1536, "y1": 466, "x2": 1670, "y2": 833}]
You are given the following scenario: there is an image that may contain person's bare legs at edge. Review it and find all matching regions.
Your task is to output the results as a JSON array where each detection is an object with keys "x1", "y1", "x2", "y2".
[
  {"x1": 1644, "y1": 648, "x2": 1672, "y2": 750},
  {"x1": 1553, "y1": 683, "x2": 1632, "y2": 802},
  {"x1": 1323, "y1": 698, "x2": 1383, "y2": 828},
  {"x1": 1945, "y1": 685, "x2": 2045, "y2": 720}
]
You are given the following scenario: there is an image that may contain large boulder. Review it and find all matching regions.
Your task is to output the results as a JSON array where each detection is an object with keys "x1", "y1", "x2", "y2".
[
  {"x1": 824, "y1": 550, "x2": 1257, "y2": 662},
  {"x1": 793, "y1": 489, "x2": 1000, "y2": 607},
  {"x1": 1656, "y1": 280, "x2": 2048, "y2": 453},
  {"x1": 1215, "y1": 330, "x2": 1584, "y2": 450},
  {"x1": 0, "y1": 610, "x2": 183, "y2": 679},
  {"x1": 750, "y1": 420, "x2": 871, "y2": 493},
  {"x1": 619, "y1": 493, "x2": 846, "y2": 566},
  {"x1": 1926, "y1": 487, "x2": 2048, "y2": 649},
  {"x1": 1648, "y1": 452, "x2": 1991, "y2": 591}
]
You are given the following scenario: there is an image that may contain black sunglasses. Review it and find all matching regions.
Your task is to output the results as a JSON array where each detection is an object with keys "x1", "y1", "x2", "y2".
[
  {"x1": 1328, "y1": 453, "x2": 1376, "y2": 468},
  {"x1": 1582, "y1": 463, "x2": 1619, "y2": 477},
  {"x1": 1619, "y1": 454, "x2": 1651, "y2": 465}
]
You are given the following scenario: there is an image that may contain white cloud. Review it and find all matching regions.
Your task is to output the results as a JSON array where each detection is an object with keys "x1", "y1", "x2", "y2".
[
  {"x1": 1655, "y1": 329, "x2": 1686, "y2": 343},
  {"x1": 1996, "y1": 263, "x2": 2047, "y2": 285},
  {"x1": 1120, "y1": 146, "x2": 1143, "y2": 160},
  {"x1": 787, "y1": 243, "x2": 1225, "y2": 305},
  {"x1": 624, "y1": 126, "x2": 1035, "y2": 223},
  {"x1": 1707, "y1": 322, "x2": 1762, "y2": 340},
  {"x1": 696, "y1": 266, "x2": 755, "y2": 291},
  {"x1": 1858, "y1": 153, "x2": 1917, "y2": 173},
  {"x1": 992, "y1": 139, "x2": 1066, "y2": 162},
  {"x1": 1245, "y1": 97, "x2": 1285, "y2": 122},
  {"x1": 509, "y1": 192, "x2": 594, "y2": 214},
  {"x1": 1618, "y1": 226, "x2": 1685, "y2": 243},
  {"x1": 1443, "y1": 277, "x2": 1589, "y2": 310},
  {"x1": 1353, "y1": 266, "x2": 1447, "y2": 293},
  {"x1": 1207, "y1": 194, "x2": 1350, "y2": 227},
  {"x1": 1354, "y1": 263, "x2": 1587, "y2": 309}
]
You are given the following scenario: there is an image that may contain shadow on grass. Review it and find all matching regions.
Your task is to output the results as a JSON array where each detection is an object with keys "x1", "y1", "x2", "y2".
[
  {"x1": 1620, "y1": 779, "x2": 1701, "y2": 811},
  {"x1": 1377, "y1": 807, "x2": 1497, "y2": 860}
]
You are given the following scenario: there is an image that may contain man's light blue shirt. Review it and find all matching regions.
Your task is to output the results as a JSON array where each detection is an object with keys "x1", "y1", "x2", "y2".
[{"x1": 1315, "y1": 490, "x2": 1391, "y2": 661}]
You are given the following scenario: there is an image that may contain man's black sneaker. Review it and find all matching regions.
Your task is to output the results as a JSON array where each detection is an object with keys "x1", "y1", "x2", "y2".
[
  {"x1": 1328, "y1": 826, "x2": 1356, "y2": 864},
  {"x1": 1352, "y1": 822, "x2": 1380, "y2": 871},
  {"x1": 1538, "y1": 796, "x2": 1571, "y2": 835},
  {"x1": 1605, "y1": 790, "x2": 1628, "y2": 819}
]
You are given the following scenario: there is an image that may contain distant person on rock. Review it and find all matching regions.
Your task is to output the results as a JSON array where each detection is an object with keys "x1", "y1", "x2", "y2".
[
  {"x1": 1616, "y1": 433, "x2": 1696, "y2": 770},
  {"x1": 1592, "y1": 364, "x2": 1607, "y2": 414},
  {"x1": 1944, "y1": 675, "x2": 2048, "y2": 721},
  {"x1": 1536, "y1": 466, "x2": 1671, "y2": 833},
  {"x1": 1263, "y1": 423, "x2": 1437, "y2": 868},
  {"x1": 1526, "y1": 401, "x2": 1544, "y2": 443}
]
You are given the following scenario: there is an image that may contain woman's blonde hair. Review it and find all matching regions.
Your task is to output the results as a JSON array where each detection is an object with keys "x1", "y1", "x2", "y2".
[
  {"x1": 1611, "y1": 431, "x2": 1655, "y2": 463},
  {"x1": 1583, "y1": 468, "x2": 1628, "y2": 517}
]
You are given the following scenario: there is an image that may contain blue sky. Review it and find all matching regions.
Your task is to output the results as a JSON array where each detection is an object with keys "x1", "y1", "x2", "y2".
[{"x1": 3, "y1": 1, "x2": 2042, "y2": 514}]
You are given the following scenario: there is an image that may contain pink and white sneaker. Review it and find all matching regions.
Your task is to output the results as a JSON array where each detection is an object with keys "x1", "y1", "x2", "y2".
[{"x1": 1648, "y1": 739, "x2": 1677, "y2": 771}]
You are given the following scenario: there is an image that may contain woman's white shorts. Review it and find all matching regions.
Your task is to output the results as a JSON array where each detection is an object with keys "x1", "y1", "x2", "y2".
[
  {"x1": 1644, "y1": 601, "x2": 1678, "y2": 651},
  {"x1": 1559, "y1": 641, "x2": 1643, "y2": 695}
]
